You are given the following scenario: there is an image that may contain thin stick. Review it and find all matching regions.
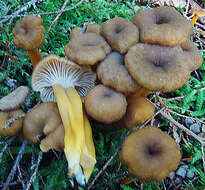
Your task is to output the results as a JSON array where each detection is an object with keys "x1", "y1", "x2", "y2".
[
  {"x1": 3, "y1": 140, "x2": 28, "y2": 190},
  {"x1": 49, "y1": 0, "x2": 70, "y2": 31},
  {"x1": 0, "y1": 0, "x2": 43, "y2": 26},
  {"x1": 25, "y1": 151, "x2": 43, "y2": 190},
  {"x1": 0, "y1": 136, "x2": 16, "y2": 161},
  {"x1": 17, "y1": 166, "x2": 26, "y2": 189},
  {"x1": 88, "y1": 131, "x2": 130, "y2": 189},
  {"x1": 160, "y1": 111, "x2": 205, "y2": 145}
]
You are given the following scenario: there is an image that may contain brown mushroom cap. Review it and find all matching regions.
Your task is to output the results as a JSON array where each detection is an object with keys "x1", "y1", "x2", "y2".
[
  {"x1": 132, "y1": 6, "x2": 193, "y2": 46},
  {"x1": 180, "y1": 40, "x2": 203, "y2": 70},
  {"x1": 120, "y1": 126, "x2": 181, "y2": 181},
  {"x1": 40, "y1": 124, "x2": 64, "y2": 152},
  {"x1": 125, "y1": 43, "x2": 190, "y2": 92},
  {"x1": 97, "y1": 52, "x2": 140, "y2": 93},
  {"x1": 85, "y1": 85, "x2": 127, "y2": 124},
  {"x1": 0, "y1": 109, "x2": 24, "y2": 136},
  {"x1": 70, "y1": 27, "x2": 82, "y2": 40},
  {"x1": 123, "y1": 97, "x2": 154, "y2": 130},
  {"x1": 23, "y1": 102, "x2": 62, "y2": 144},
  {"x1": 0, "y1": 86, "x2": 29, "y2": 111},
  {"x1": 85, "y1": 23, "x2": 101, "y2": 34},
  {"x1": 101, "y1": 17, "x2": 139, "y2": 54},
  {"x1": 64, "y1": 33, "x2": 111, "y2": 65},
  {"x1": 12, "y1": 15, "x2": 45, "y2": 50}
]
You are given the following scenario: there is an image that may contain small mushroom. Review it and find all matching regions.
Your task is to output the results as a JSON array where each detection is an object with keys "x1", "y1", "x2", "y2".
[
  {"x1": 132, "y1": 6, "x2": 193, "y2": 46},
  {"x1": 31, "y1": 54, "x2": 96, "y2": 186},
  {"x1": 23, "y1": 102, "x2": 62, "y2": 144},
  {"x1": 123, "y1": 96, "x2": 154, "y2": 130},
  {"x1": 97, "y1": 52, "x2": 140, "y2": 93},
  {"x1": 64, "y1": 33, "x2": 111, "y2": 65},
  {"x1": 101, "y1": 17, "x2": 139, "y2": 54},
  {"x1": 125, "y1": 43, "x2": 190, "y2": 92},
  {"x1": 120, "y1": 126, "x2": 181, "y2": 181},
  {"x1": 0, "y1": 109, "x2": 24, "y2": 136},
  {"x1": 85, "y1": 85, "x2": 127, "y2": 124},
  {"x1": 0, "y1": 86, "x2": 29, "y2": 111},
  {"x1": 12, "y1": 15, "x2": 45, "y2": 67}
]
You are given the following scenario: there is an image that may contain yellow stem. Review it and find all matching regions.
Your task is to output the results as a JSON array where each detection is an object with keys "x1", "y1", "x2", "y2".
[
  {"x1": 28, "y1": 49, "x2": 42, "y2": 67},
  {"x1": 191, "y1": 15, "x2": 199, "y2": 26},
  {"x1": 53, "y1": 84, "x2": 84, "y2": 176},
  {"x1": 81, "y1": 112, "x2": 96, "y2": 182}
]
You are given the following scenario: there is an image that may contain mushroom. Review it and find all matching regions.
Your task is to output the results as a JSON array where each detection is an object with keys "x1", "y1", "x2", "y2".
[
  {"x1": 85, "y1": 85, "x2": 127, "y2": 124},
  {"x1": 64, "y1": 33, "x2": 111, "y2": 65},
  {"x1": 97, "y1": 52, "x2": 140, "y2": 93},
  {"x1": 23, "y1": 102, "x2": 62, "y2": 144},
  {"x1": 0, "y1": 109, "x2": 24, "y2": 136},
  {"x1": 132, "y1": 6, "x2": 193, "y2": 46},
  {"x1": 12, "y1": 15, "x2": 45, "y2": 67},
  {"x1": 40, "y1": 124, "x2": 65, "y2": 152},
  {"x1": 123, "y1": 96, "x2": 154, "y2": 130},
  {"x1": 31, "y1": 54, "x2": 96, "y2": 186},
  {"x1": 120, "y1": 126, "x2": 181, "y2": 181},
  {"x1": 0, "y1": 86, "x2": 29, "y2": 111},
  {"x1": 125, "y1": 43, "x2": 191, "y2": 92},
  {"x1": 101, "y1": 17, "x2": 139, "y2": 54}
]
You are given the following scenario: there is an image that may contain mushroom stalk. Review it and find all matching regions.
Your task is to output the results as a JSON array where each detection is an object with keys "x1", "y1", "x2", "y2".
[
  {"x1": 81, "y1": 112, "x2": 96, "y2": 182},
  {"x1": 53, "y1": 84, "x2": 86, "y2": 185},
  {"x1": 28, "y1": 49, "x2": 42, "y2": 67}
]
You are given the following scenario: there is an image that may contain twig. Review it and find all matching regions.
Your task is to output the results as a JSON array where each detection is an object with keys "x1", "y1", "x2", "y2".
[
  {"x1": 3, "y1": 100, "x2": 41, "y2": 130},
  {"x1": 88, "y1": 131, "x2": 130, "y2": 189},
  {"x1": 49, "y1": 0, "x2": 70, "y2": 31},
  {"x1": 3, "y1": 140, "x2": 28, "y2": 190},
  {"x1": 17, "y1": 166, "x2": 26, "y2": 189},
  {"x1": 0, "y1": 0, "x2": 43, "y2": 26},
  {"x1": 160, "y1": 111, "x2": 205, "y2": 145},
  {"x1": 25, "y1": 151, "x2": 43, "y2": 190},
  {"x1": 0, "y1": 136, "x2": 16, "y2": 161},
  {"x1": 168, "y1": 109, "x2": 205, "y2": 125},
  {"x1": 3, "y1": 114, "x2": 26, "y2": 130}
]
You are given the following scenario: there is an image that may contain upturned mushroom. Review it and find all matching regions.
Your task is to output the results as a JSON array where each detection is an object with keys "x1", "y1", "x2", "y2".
[
  {"x1": 12, "y1": 15, "x2": 45, "y2": 67},
  {"x1": 31, "y1": 54, "x2": 96, "y2": 186},
  {"x1": 120, "y1": 126, "x2": 181, "y2": 181}
]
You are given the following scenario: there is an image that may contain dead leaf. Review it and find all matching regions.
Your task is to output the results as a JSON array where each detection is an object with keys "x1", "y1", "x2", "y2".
[{"x1": 155, "y1": 0, "x2": 186, "y2": 8}]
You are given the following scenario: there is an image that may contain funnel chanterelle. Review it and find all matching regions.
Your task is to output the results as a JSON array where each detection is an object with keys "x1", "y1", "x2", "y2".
[{"x1": 31, "y1": 55, "x2": 96, "y2": 186}]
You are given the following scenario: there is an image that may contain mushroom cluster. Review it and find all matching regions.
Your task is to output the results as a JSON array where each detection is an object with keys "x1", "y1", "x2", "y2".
[{"x1": 7, "y1": 5, "x2": 203, "y2": 187}]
